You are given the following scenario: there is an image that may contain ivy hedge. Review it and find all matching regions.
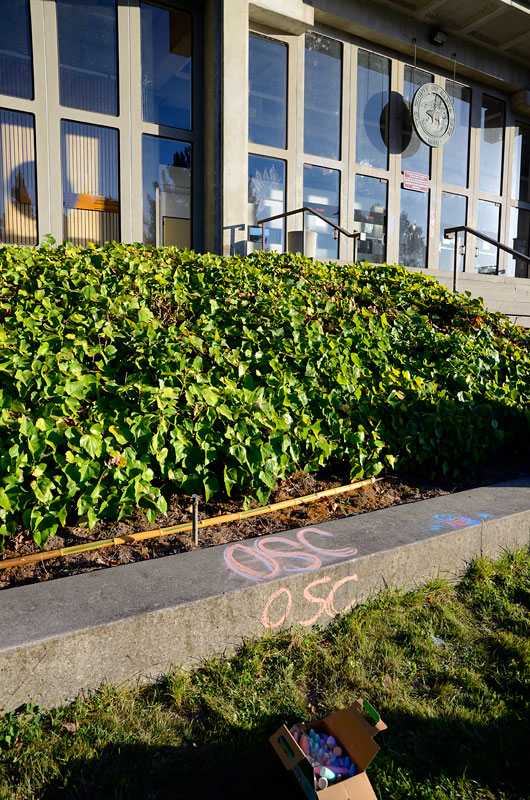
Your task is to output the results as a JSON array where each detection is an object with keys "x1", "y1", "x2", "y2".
[{"x1": 0, "y1": 241, "x2": 529, "y2": 547}]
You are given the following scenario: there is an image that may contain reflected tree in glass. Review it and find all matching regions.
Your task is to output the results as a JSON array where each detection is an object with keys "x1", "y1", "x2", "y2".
[{"x1": 399, "y1": 188, "x2": 428, "y2": 267}]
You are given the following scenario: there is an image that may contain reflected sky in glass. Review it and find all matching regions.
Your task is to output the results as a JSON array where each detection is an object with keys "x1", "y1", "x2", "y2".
[
  {"x1": 57, "y1": 0, "x2": 118, "y2": 115},
  {"x1": 442, "y1": 82, "x2": 470, "y2": 187},
  {"x1": 304, "y1": 33, "x2": 341, "y2": 160},
  {"x1": 356, "y1": 51, "x2": 389, "y2": 170},
  {"x1": 141, "y1": 2, "x2": 192, "y2": 129},
  {"x1": 479, "y1": 96, "x2": 504, "y2": 195},
  {"x1": 402, "y1": 66, "x2": 431, "y2": 177},
  {"x1": 476, "y1": 199, "x2": 500, "y2": 273},
  {"x1": 249, "y1": 35, "x2": 287, "y2": 149},
  {"x1": 0, "y1": 0, "x2": 33, "y2": 99}
]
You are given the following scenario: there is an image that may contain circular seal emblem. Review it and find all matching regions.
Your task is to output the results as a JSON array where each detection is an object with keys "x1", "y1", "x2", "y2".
[{"x1": 412, "y1": 83, "x2": 455, "y2": 148}]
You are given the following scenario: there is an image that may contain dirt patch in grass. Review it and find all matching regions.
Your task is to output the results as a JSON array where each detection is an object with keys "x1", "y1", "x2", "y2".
[{"x1": 0, "y1": 457, "x2": 527, "y2": 591}]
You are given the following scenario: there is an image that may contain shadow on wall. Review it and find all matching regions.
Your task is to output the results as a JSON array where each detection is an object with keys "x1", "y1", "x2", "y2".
[{"x1": 39, "y1": 703, "x2": 528, "y2": 799}]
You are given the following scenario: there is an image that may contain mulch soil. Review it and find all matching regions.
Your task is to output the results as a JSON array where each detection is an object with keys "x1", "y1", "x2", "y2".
[{"x1": 1, "y1": 457, "x2": 527, "y2": 591}]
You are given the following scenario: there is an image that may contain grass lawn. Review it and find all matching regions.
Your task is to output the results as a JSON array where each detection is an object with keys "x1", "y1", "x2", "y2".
[{"x1": 1, "y1": 549, "x2": 529, "y2": 800}]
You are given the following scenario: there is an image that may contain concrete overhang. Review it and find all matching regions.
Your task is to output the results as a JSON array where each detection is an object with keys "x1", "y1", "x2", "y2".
[{"x1": 249, "y1": 0, "x2": 314, "y2": 34}]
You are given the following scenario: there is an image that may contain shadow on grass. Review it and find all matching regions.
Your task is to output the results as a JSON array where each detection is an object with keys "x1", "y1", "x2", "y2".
[{"x1": 39, "y1": 704, "x2": 528, "y2": 800}]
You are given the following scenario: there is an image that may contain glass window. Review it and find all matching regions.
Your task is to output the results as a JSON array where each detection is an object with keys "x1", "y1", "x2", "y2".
[
  {"x1": 512, "y1": 122, "x2": 530, "y2": 203},
  {"x1": 141, "y1": 2, "x2": 192, "y2": 130},
  {"x1": 399, "y1": 188, "x2": 428, "y2": 268},
  {"x1": 439, "y1": 192, "x2": 466, "y2": 271},
  {"x1": 142, "y1": 136, "x2": 191, "y2": 248},
  {"x1": 61, "y1": 120, "x2": 119, "y2": 246},
  {"x1": 57, "y1": 0, "x2": 118, "y2": 116},
  {"x1": 304, "y1": 33, "x2": 342, "y2": 160},
  {"x1": 0, "y1": 109, "x2": 37, "y2": 244},
  {"x1": 248, "y1": 34, "x2": 287, "y2": 149},
  {"x1": 248, "y1": 154, "x2": 286, "y2": 252},
  {"x1": 303, "y1": 165, "x2": 340, "y2": 260},
  {"x1": 354, "y1": 174, "x2": 387, "y2": 263},
  {"x1": 402, "y1": 66, "x2": 431, "y2": 177},
  {"x1": 356, "y1": 50, "x2": 389, "y2": 170},
  {"x1": 442, "y1": 82, "x2": 470, "y2": 187},
  {"x1": 508, "y1": 207, "x2": 530, "y2": 279},
  {"x1": 479, "y1": 95, "x2": 505, "y2": 195},
  {"x1": 476, "y1": 199, "x2": 500, "y2": 274},
  {"x1": 0, "y1": 0, "x2": 33, "y2": 100}
]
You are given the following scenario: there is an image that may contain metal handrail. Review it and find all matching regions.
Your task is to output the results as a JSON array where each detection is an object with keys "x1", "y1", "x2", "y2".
[
  {"x1": 255, "y1": 206, "x2": 365, "y2": 262},
  {"x1": 444, "y1": 225, "x2": 530, "y2": 293}
]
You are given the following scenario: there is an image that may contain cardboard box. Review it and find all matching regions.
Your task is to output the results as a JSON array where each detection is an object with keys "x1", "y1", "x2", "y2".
[{"x1": 270, "y1": 699, "x2": 386, "y2": 800}]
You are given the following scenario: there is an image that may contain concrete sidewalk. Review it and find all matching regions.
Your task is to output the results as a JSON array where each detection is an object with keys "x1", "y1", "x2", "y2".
[{"x1": 1, "y1": 478, "x2": 529, "y2": 711}]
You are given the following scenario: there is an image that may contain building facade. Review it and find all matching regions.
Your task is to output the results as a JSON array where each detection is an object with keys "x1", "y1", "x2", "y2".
[{"x1": 2, "y1": 0, "x2": 530, "y2": 320}]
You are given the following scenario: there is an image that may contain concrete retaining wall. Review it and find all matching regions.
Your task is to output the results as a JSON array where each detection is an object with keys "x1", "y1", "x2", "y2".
[{"x1": 0, "y1": 479, "x2": 528, "y2": 711}]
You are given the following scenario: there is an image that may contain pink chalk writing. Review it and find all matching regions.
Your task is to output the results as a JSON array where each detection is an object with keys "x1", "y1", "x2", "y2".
[
  {"x1": 224, "y1": 528, "x2": 357, "y2": 582},
  {"x1": 261, "y1": 574, "x2": 359, "y2": 629}
]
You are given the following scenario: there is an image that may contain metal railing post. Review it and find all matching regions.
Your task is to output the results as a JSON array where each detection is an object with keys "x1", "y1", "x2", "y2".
[
  {"x1": 453, "y1": 230, "x2": 459, "y2": 294},
  {"x1": 353, "y1": 235, "x2": 358, "y2": 264}
]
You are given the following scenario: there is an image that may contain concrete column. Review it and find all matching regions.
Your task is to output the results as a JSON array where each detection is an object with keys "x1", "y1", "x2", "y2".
[{"x1": 221, "y1": 0, "x2": 250, "y2": 255}]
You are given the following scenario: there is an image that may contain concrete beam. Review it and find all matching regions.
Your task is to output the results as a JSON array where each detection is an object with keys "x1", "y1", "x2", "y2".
[{"x1": 249, "y1": 0, "x2": 314, "y2": 34}]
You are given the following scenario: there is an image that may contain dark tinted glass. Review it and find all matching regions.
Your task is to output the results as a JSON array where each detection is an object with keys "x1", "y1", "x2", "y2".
[
  {"x1": 354, "y1": 174, "x2": 387, "y2": 263},
  {"x1": 476, "y1": 200, "x2": 500, "y2": 273},
  {"x1": 0, "y1": 0, "x2": 33, "y2": 99},
  {"x1": 61, "y1": 120, "x2": 119, "y2": 245},
  {"x1": 304, "y1": 33, "x2": 342, "y2": 160},
  {"x1": 249, "y1": 35, "x2": 287, "y2": 149},
  {"x1": 248, "y1": 154, "x2": 286, "y2": 252},
  {"x1": 402, "y1": 67, "x2": 431, "y2": 177},
  {"x1": 0, "y1": 109, "x2": 37, "y2": 244},
  {"x1": 57, "y1": 0, "x2": 118, "y2": 115},
  {"x1": 356, "y1": 51, "x2": 389, "y2": 170},
  {"x1": 141, "y1": 3, "x2": 192, "y2": 129},
  {"x1": 303, "y1": 165, "x2": 340, "y2": 260},
  {"x1": 399, "y1": 188, "x2": 428, "y2": 268},
  {"x1": 512, "y1": 122, "x2": 530, "y2": 202},
  {"x1": 508, "y1": 207, "x2": 530, "y2": 279},
  {"x1": 442, "y1": 82, "x2": 470, "y2": 187},
  {"x1": 439, "y1": 192, "x2": 466, "y2": 271},
  {"x1": 142, "y1": 136, "x2": 191, "y2": 247},
  {"x1": 479, "y1": 96, "x2": 505, "y2": 195}
]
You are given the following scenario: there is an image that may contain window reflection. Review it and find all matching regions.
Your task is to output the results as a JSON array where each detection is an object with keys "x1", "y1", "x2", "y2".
[
  {"x1": 402, "y1": 66, "x2": 431, "y2": 177},
  {"x1": 142, "y1": 136, "x2": 191, "y2": 248},
  {"x1": 0, "y1": 109, "x2": 37, "y2": 244},
  {"x1": 0, "y1": 0, "x2": 33, "y2": 100},
  {"x1": 512, "y1": 122, "x2": 530, "y2": 203},
  {"x1": 354, "y1": 174, "x2": 387, "y2": 263},
  {"x1": 479, "y1": 95, "x2": 504, "y2": 195},
  {"x1": 304, "y1": 33, "x2": 342, "y2": 160},
  {"x1": 356, "y1": 51, "x2": 389, "y2": 170},
  {"x1": 303, "y1": 165, "x2": 340, "y2": 260},
  {"x1": 439, "y1": 192, "x2": 466, "y2": 271},
  {"x1": 141, "y1": 2, "x2": 192, "y2": 129},
  {"x1": 476, "y1": 199, "x2": 500, "y2": 274},
  {"x1": 399, "y1": 188, "x2": 428, "y2": 268},
  {"x1": 57, "y1": 0, "x2": 118, "y2": 116},
  {"x1": 508, "y1": 207, "x2": 530, "y2": 279},
  {"x1": 442, "y1": 82, "x2": 470, "y2": 187},
  {"x1": 248, "y1": 154, "x2": 286, "y2": 252},
  {"x1": 249, "y1": 35, "x2": 287, "y2": 149},
  {"x1": 61, "y1": 120, "x2": 119, "y2": 246}
]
